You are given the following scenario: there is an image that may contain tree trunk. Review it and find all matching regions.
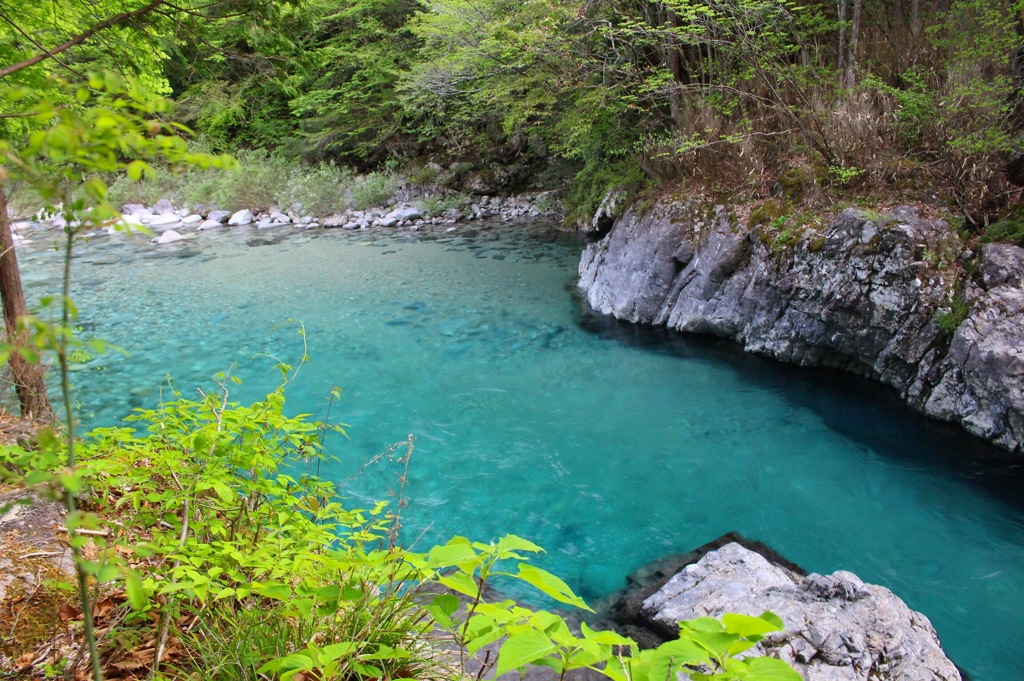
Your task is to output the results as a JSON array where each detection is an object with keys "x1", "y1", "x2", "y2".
[
  {"x1": 1015, "y1": 5, "x2": 1024, "y2": 111},
  {"x1": 663, "y1": 5, "x2": 686, "y2": 129},
  {"x1": 844, "y1": 0, "x2": 862, "y2": 88},
  {"x1": 0, "y1": 188, "x2": 53, "y2": 419},
  {"x1": 838, "y1": 0, "x2": 848, "y2": 83}
]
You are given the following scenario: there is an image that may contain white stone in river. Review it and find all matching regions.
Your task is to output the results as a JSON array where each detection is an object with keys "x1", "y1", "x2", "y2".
[
  {"x1": 197, "y1": 219, "x2": 223, "y2": 231},
  {"x1": 152, "y1": 198, "x2": 175, "y2": 215},
  {"x1": 147, "y1": 213, "x2": 181, "y2": 228},
  {"x1": 181, "y1": 214, "x2": 203, "y2": 225},
  {"x1": 152, "y1": 230, "x2": 184, "y2": 245},
  {"x1": 387, "y1": 205, "x2": 423, "y2": 221},
  {"x1": 228, "y1": 209, "x2": 254, "y2": 226}
]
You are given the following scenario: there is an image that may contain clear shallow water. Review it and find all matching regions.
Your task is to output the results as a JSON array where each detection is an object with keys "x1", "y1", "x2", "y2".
[{"x1": 17, "y1": 220, "x2": 1024, "y2": 680}]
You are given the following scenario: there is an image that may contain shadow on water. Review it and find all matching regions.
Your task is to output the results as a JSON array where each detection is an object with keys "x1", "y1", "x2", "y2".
[{"x1": 575, "y1": 302, "x2": 1024, "y2": 516}]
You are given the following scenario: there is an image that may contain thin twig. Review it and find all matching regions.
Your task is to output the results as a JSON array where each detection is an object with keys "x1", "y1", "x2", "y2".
[
  {"x1": 19, "y1": 551, "x2": 64, "y2": 559},
  {"x1": 58, "y1": 527, "x2": 109, "y2": 537}
]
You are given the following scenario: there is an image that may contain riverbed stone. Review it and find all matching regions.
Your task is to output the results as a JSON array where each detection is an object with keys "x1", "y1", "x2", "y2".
[
  {"x1": 152, "y1": 230, "x2": 184, "y2": 244},
  {"x1": 116, "y1": 214, "x2": 145, "y2": 230},
  {"x1": 578, "y1": 199, "x2": 1024, "y2": 452},
  {"x1": 152, "y1": 198, "x2": 175, "y2": 215},
  {"x1": 388, "y1": 205, "x2": 423, "y2": 221},
  {"x1": 197, "y1": 219, "x2": 223, "y2": 230},
  {"x1": 121, "y1": 203, "x2": 150, "y2": 218},
  {"x1": 206, "y1": 210, "x2": 231, "y2": 223},
  {"x1": 639, "y1": 543, "x2": 961, "y2": 681},
  {"x1": 145, "y1": 213, "x2": 182, "y2": 229},
  {"x1": 228, "y1": 209, "x2": 254, "y2": 226}
]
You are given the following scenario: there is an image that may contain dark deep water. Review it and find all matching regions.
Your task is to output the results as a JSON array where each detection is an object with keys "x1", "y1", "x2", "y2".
[{"x1": 17, "y1": 218, "x2": 1024, "y2": 680}]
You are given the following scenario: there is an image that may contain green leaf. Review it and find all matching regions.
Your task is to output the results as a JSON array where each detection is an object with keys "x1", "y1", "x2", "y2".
[
  {"x1": 426, "y1": 593, "x2": 460, "y2": 626},
  {"x1": 213, "y1": 587, "x2": 236, "y2": 600},
  {"x1": 757, "y1": 611, "x2": 785, "y2": 630},
  {"x1": 124, "y1": 570, "x2": 147, "y2": 610},
  {"x1": 681, "y1": 617, "x2": 725, "y2": 633},
  {"x1": 722, "y1": 612, "x2": 784, "y2": 638},
  {"x1": 427, "y1": 538, "x2": 479, "y2": 567},
  {"x1": 495, "y1": 534, "x2": 544, "y2": 555},
  {"x1": 258, "y1": 653, "x2": 314, "y2": 676},
  {"x1": 320, "y1": 641, "x2": 357, "y2": 662},
  {"x1": 581, "y1": 621, "x2": 635, "y2": 648},
  {"x1": 254, "y1": 581, "x2": 293, "y2": 601},
  {"x1": 437, "y1": 571, "x2": 479, "y2": 597},
  {"x1": 127, "y1": 160, "x2": 147, "y2": 181},
  {"x1": 743, "y1": 656, "x2": 803, "y2": 681},
  {"x1": 211, "y1": 481, "x2": 234, "y2": 503},
  {"x1": 643, "y1": 639, "x2": 711, "y2": 681},
  {"x1": 352, "y1": 662, "x2": 383, "y2": 677},
  {"x1": 495, "y1": 629, "x2": 559, "y2": 677},
  {"x1": 514, "y1": 564, "x2": 590, "y2": 610}
]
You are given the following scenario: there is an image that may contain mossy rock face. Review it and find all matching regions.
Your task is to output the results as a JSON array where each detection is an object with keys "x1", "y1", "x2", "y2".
[
  {"x1": 982, "y1": 201, "x2": 1024, "y2": 247},
  {"x1": 748, "y1": 199, "x2": 788, "y2": 228},
  {"x1": 808, "y1": 235, "x2": 827, "y2": 252}
]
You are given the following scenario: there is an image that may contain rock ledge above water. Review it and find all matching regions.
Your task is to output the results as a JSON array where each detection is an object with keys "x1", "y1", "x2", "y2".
[
  {"x1": 578, "y1": 200, "x2": 1024, "y2": 452},
  {"x1": 613, "y1": 541, "x2": 961, "y2": 681}
]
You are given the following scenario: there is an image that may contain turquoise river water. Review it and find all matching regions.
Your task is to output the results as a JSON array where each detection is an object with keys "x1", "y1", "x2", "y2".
[{"x1": 16, "y1": 218, "x2": 1024, "y2": 680}]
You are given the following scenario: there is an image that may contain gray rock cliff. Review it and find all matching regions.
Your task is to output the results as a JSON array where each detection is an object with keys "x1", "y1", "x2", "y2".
[{"x1": 578, "y1": 199, "x2": 1024, "y2": 451}]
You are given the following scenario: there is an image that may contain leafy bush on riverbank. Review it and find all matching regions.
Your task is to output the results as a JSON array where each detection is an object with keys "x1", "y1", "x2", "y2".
[
  {"x1": 0, "y1": 375, "x2": 799, "y2": 681},
  {"x1": 107, "y1": 150, "x2": 401, "y2": 215}
]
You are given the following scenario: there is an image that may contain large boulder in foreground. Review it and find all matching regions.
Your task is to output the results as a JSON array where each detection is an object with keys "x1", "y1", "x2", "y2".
[
  {"x1": 635, "y1": 542, "x2": 960, "y2": 681},
  {"x1": 578, "y1": 200, "x2": 1024, "y2": 452}
]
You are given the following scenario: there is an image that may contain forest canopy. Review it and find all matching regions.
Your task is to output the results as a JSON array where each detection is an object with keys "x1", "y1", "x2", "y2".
[{"x1": 3, "y1": 0, "x2": 1024, "y2": 222}]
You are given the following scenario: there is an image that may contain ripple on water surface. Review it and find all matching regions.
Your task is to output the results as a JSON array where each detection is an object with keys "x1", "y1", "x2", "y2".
[{"x1": 18, "y1": 220, "x2": 1024, "y2": 681}]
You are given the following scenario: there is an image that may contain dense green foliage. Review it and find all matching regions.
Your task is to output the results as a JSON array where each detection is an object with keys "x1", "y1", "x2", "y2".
[
  {"x1": 4, "y1": 0, "x2": 1024, "y2": 222},
  {"x1": 141, "y1": 0, "x2": 1024, "y2": 222}
]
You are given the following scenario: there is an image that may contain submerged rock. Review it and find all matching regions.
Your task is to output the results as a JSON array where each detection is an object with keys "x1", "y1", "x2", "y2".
[
  {"x1": 621, "y1": 542, "x2": 960, "y2": 681},
  {"x1": 145, "y1": 213, "x2": 181, "y2": 230},
  {"x1": 578, "y1": 200, "x2": 1024, "y2": 452},
  {"x1": 152, "y1": 230, "x2": 184, "y2": 245}
]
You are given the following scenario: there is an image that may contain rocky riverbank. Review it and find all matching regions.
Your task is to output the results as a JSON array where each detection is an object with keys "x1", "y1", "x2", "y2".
[
  {"x1": 8, "y1": 190, "x2": 561, "y2": 246},
  {"x1": 578, "y1": 198, "x2": 1024, "y2": 453}
]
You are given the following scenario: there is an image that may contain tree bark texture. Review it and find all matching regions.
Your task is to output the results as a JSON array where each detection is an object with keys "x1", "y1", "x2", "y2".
[
  {"x1": 838, "y1": 0, "x2": 848, "y2": 81},
  {"x1": 844, "y1": 0, "x2": 862, "y2": 88},
  {"x1": 0, "y1": 189, "x2": 53, "y2": 419}
]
